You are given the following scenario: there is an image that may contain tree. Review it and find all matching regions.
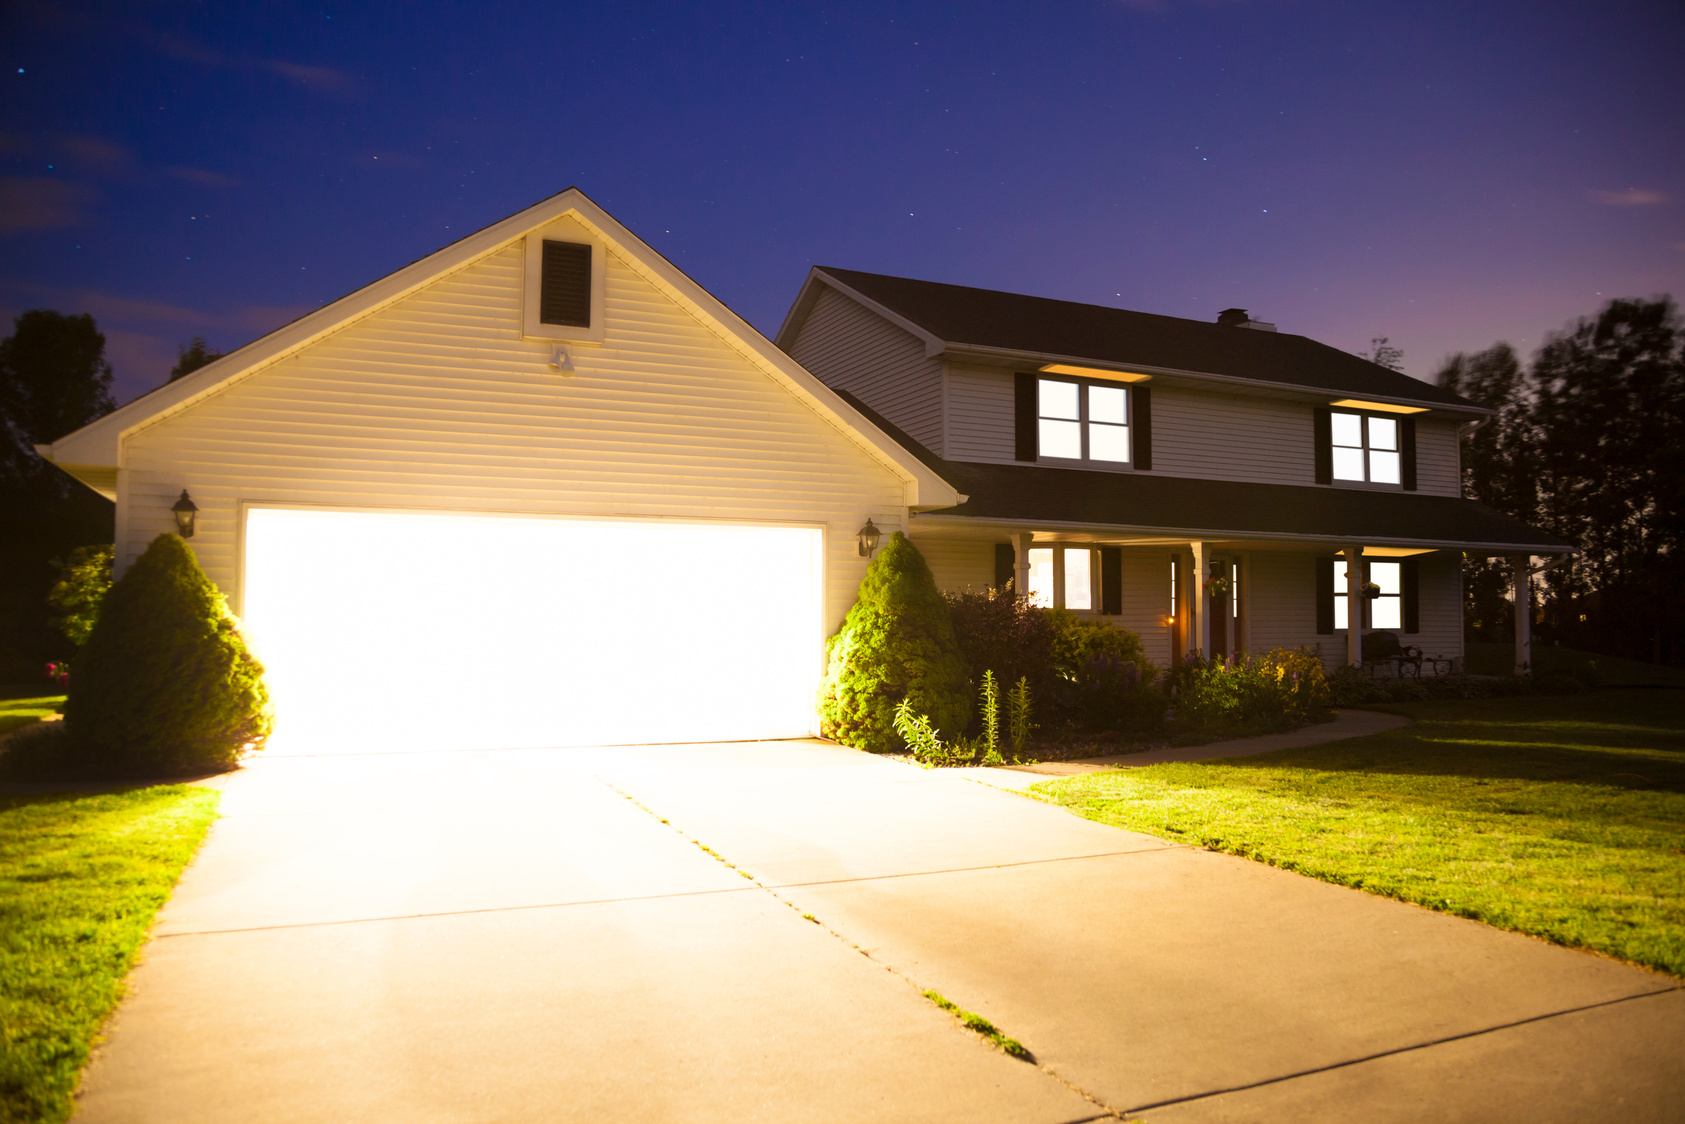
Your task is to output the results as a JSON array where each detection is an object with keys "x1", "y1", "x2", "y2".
[
  {"x1": 1530, "y1": 298, "x2": 1685, "y2": 662},
  {"x1": 66, "y1": 533, "x2": 272, "y2": 774},
  {"x1": 1438, "y1": 297, "x2": 1685, "y2": 663},
  {"x1": 1363, "y1": 336, "x2": 1404, "y2": 372},
  {"x1": 1434, "y1": 343, "x2": 1536, "y2": 645},
  {"x1": 818, "y1": 532, "x2": 971, "y2": 752},
  {"x1": 47, "y1": 544, "x2": 114, "y2": 647},
  {"x1": 0, "y1": 310, "x2": 116, "y2": 679},
  {"x1": 169, "y1": 336, "x2": 224, "y2": 382},
  {"x1": 0, "y1": 310, "x2": 114, "y2": 482}
]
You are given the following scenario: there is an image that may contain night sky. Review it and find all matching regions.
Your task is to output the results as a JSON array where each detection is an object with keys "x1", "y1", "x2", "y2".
[{"x1": 3, "y1": 1, "x2": 1682, "y2": 406}]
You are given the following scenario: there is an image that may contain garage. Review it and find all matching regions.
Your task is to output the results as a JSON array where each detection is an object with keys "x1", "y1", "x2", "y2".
[{"x1": 241, "y1": 507, "x2": 826, "y2": 752}]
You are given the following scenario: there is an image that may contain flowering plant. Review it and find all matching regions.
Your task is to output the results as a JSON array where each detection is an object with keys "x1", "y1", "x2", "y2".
[
  {"x1": 45, "y1": 661, "x2": 70, "y2": 689},
  {"x1": 1202, "y1": 574, "x2": 1231, "y2": 596},
  {"x1": 1361, "y1": 581, "x2": 1383, "y2": 600}
]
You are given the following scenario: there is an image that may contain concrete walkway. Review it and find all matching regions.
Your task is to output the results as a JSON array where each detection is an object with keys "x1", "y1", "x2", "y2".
[
  {"x1": 971, "y1": 708, "x2": 1411, "y2": 792},
  {"x1": 73, "y1": 733, "x2": 1682, "y2": 1121}
]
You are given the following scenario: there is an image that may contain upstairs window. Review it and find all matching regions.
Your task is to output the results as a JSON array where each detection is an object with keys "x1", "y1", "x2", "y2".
[
  {"x1": 1037, "y1": 378, "x2": 1130, "y2": 464},
  {"x1": 1330, "y1": 410, "x2": 1400, "y2": 485}
]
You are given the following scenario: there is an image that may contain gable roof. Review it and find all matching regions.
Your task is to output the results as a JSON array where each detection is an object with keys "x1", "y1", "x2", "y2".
[
  {"x1": 784, "y1": 267, "x2": 1479, "y2": 412},
  {"x1": 38, "y1": 190, "x2": 957, "y2": 509}
]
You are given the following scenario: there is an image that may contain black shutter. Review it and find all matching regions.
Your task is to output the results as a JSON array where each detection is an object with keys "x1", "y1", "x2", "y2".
[
  {"x1": 540, "y1": 240, "x2": 592, "y2": 327},
  {"x1": 1401, "y1": 418, "x2": 1417, "y2": 491},
  {"x1": 1100, "y1": 547, "x2": 1123, "y2": 614},
  {"x1": 1402, "y1": 557, "x2": 1421, "y2": 633},
  {"x1": 994, "y1": 543, "x2": 1015, "y2": 591},
  {"x1": 1315, "y1": 556, "x2": 1335, "y2": 634},
  {"x1": 1014, "y1": 373, "x2": 1037, "y2": 461},
  {"x1": 1313, "y1": 407, "x2": 1332, "y2": 485},
  {"x1": 1132, "y1": 385, "x2": 1152, "y2": 470}
]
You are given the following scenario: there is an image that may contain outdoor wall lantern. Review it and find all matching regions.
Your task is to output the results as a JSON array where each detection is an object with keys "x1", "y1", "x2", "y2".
[
  {"x1": 856, "y1": 518, "x2": 881, "y2": 558},
  {"x1": 172, "y1": 490, "x2": 199, "y2": 538}
]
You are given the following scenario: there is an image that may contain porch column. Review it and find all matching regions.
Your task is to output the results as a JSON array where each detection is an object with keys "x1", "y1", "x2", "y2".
[
  {"x1": 1345, "y1": 544, "x2": 1365, "y2": 667},
  {"x1": 1511, "y1": 554, "x2": 1532, "y2": 677},
  {"x1": 1190, "y1": 541, "x2": 1211, "y2": 659},
  {"x1": 1014, "y1": 533, "x2": 1033, "y2": 601}
]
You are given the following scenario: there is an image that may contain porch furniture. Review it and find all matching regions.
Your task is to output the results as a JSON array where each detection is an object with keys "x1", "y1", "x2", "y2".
[{"x1": 1363, "y1": 631, "x2": 1424, "y2": 678}]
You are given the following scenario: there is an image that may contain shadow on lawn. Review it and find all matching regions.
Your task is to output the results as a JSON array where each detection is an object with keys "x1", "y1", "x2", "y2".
[{"x1": 1220, "y1": 689, "x2": 1685, "y2": 794}]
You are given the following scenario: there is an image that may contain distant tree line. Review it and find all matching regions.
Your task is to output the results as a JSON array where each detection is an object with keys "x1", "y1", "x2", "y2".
[{"x1": 1436, "y1": 297, "x2": 1685, "y2": 665}]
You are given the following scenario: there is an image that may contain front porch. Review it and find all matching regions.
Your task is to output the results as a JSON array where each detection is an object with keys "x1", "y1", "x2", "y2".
[{"x1": 909, "y1": 515, "x2": 1551, "y2": 677}]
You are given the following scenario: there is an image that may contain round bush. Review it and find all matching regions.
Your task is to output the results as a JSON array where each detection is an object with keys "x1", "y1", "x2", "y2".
[
  {"x1": 66, "y1": 533, "x2": 273, "y2": 774},
  {"x1": 818, "y1": 532, "x2": 971, "y2": 752}
]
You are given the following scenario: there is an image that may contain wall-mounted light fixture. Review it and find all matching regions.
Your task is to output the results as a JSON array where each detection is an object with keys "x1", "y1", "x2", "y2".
[
  {"x1": 856, "y1": 518, "x2": 881, "y2": 559},
  {"x1": 548, "y1": 346, "x2": 575, "y2": 373},
  {"x1": 172, "y1": 490, "x2": 199, "y2": 539}
]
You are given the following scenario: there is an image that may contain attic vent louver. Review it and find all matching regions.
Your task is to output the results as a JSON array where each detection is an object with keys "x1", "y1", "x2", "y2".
[{"x1": 539, "y1": 240, "x2": 592, "y2": 327}]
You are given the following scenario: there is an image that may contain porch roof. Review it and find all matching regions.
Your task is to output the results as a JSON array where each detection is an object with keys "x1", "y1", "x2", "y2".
[{"x1": 926, "y1": 460, "x2": 1572, "y2": 553}]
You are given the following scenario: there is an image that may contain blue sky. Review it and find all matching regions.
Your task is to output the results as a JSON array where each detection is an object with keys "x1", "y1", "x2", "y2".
[{"x1": 3, "y1": 0, "x2": 1681, "y2": 404}]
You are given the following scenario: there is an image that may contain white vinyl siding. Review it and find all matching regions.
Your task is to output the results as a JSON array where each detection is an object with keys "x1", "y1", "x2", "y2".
[
  {"x1": 945, "y1": 364, "x2": 1016, "y2": 462},
  {"x1": 912, "y1": 536, "x2": 997, "y2": 594},
  {"x1": 1246, "y1": 551, "x2": 1463, "y2": 670},
  {"x1": 119, "y1": 242, "x2": 908, "y2": 634},
  {"x1": 784, "y1": 285, "x2": 945, "y2": 455},
  {"x1": 940, "y1": 370, "x2": 1463, "y2": 498}
]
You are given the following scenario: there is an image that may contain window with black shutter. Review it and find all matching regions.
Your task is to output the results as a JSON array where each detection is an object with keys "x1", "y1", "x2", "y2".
[
  {"x1": 1402, "y1": 558, "x2": 1420, "y2": 633},
  {"x1": 540, "y1": 240, "x2": 592, "y2": 327},
  {"x1": 1100, "y1": 547, "x2": 1122, "y2": 614},
  {"x1": 1133, "y1": 386, "x2": 1152, "y2": 470},
  {"x1": 1316, "y1": 556, "x2": 1335, "y2": 634}
]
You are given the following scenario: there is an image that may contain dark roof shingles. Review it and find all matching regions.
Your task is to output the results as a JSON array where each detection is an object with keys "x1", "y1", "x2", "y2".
[{"x1": 816, "y1": 266, "x2": 1477, "y2": 409}]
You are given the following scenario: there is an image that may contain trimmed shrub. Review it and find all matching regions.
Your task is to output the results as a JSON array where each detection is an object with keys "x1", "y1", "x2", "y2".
[
  {"x1": 819, "y1": 532, "x2": 971, "y2": 752},
  {"x1": 66, "y1": 533, "x2": 273, "y2": 774}
]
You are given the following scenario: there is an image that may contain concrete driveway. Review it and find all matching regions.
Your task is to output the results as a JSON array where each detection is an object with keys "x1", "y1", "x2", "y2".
[{"x1": 75, "y1": 739, "x2": 1682, "y2": 1122}]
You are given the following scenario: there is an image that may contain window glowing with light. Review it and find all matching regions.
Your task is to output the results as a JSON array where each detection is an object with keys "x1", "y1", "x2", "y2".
[
  {"x1": 241, "y1": 508, "x2": 824, "y2": 752},
  {"x1": 1064, "y1": 548, "x2": 1092, "y2": 610},
  {"x1": 1331, "y1": 411, "x2": 1400, "y2": 485},
  {"x1": 1038, "y1": 378, "x2": 1130, "y2": 464},
  {"x1": 1334, "y1": 559, "x2": 1401, "y2": 630},
  {"x1": 1027, "y1": 548, "x2": 1055, "y2": 607}
]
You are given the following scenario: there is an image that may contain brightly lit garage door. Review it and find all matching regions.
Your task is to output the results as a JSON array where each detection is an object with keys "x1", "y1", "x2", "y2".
[{"x1": 241, "y1": 507, "x2": 825, "y2": 752}]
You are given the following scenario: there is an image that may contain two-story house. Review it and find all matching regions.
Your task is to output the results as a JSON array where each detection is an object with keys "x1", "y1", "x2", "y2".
[{"x1": 776, "y1": 267, "x2": 1569, "y2": 674}]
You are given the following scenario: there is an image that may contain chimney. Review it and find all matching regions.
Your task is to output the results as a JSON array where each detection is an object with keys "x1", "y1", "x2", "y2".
[{"x1": 1217, "y1": 308, "x2": 1277, "y2": 332}]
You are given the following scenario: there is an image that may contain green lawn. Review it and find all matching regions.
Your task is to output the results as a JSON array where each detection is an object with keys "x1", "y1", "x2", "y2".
[
  {"x1": 0, "y1": 694, "x2": 63, "y2": 739},
  {"x1": 1034, "y1": 689, "x2": 1685, "y2": 976},
  {"x1": 1464, "y1": 641, "x2": 1685, "y2": 686},
  {"x1": 0, "y1": 786, "x2": 220, "y2": 1124}
]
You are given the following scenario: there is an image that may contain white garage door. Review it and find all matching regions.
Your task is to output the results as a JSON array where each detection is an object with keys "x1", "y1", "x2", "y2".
[{"x1": 241, "y1": 507, "x2": 825, "y2": 752}]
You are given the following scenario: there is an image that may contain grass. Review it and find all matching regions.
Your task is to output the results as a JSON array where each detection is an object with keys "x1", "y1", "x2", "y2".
[
  {"x1": 0, "y1": 786, "x2": 221, "y2": 1123},
  {"x1": 1033, "y1": 689, "x2": 1685, "y2": 977},
  {"x1": 1464, "y1": 642, "x2": 1685, "y2": 687},
  {"x1": 922, "y1": 990, "x2": 1034, "y2": 1060},
  {"x1": 0, "y1": 694, "x2": 63, "y2": 740}
]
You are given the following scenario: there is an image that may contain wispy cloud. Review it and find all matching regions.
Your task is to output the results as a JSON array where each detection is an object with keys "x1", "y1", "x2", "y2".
[
  {"x1": 0, "y1": 178, "x2": 97, "y2": 232},
  {"x1": 55, "y1": 135, "x2": 132, "y2": 172},
  {"x1": 1593, "y1": 188, "x2": 1667, "y2": 206},
  {"x1": 153, "y1": 32, "x2": 354, "y2": 94}
]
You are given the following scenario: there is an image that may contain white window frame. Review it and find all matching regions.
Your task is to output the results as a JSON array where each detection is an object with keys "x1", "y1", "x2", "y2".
[
  {"x1": 522, "y1": 216, "x2": 607, "y2": 345},
  {"x1": 1329, "y1": 409, "x2": 1403, "y2": 489},
  {"x1": 1037, "y1": 377, "x2": 1132, "y2": 468}
]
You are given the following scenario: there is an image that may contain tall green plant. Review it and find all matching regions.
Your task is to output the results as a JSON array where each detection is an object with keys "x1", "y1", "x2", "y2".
[
  {"x1": 818, "y1": 532, "x2": 971, "y2": 752},
  {"x1": 67, "y1": 533, "x2": 273, "y2": 774},
  {"x1": 48, "y1": 544, "x2": 113, "y2": 647},
  {"x1": 1008, "y1": 675, "x2": 1035, "y2": 758}
]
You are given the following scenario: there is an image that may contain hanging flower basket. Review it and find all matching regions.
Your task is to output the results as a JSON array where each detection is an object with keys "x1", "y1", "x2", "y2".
[
  {"x1": 1361, "y1": 581, "x2": 1383, "y2": 600},
  {"x1": 1202, "y1": 574, "x2": 1231, "y2": 596}
]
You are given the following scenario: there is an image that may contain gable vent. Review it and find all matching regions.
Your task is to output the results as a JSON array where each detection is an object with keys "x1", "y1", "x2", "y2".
[{"x1": 539, "y1": 240, "x2": 592, "y2": 327}]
